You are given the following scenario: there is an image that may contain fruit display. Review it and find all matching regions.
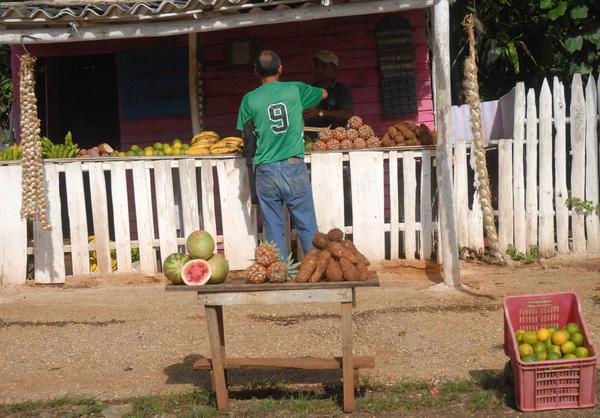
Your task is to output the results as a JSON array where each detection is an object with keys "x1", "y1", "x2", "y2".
[
  {"x1": 296, "y1": 228, "x2": 370, "y2": 283},
  {"x1": 163, "y1": 230, "x2": 230, "y2": 285},
  {"x1": 382, "y1": 120, "x2": 436, "y2": 147},
  {"x1": 186, "y1": 131, "x2": 243, "y2": 155},
  {"x1": 515, "y1": 323, "x2": 592, "y2": 362},
  {"x1": 42, "y1": 131, "x2": 80, "y2": 158},
  {"x1": 243, "y1": 241, "x2": 300, "y2": 284},
  {"x1": 312, "y1": 116, "x2": 381, "y2": 151},
  {"x1": 77, "y1": 143, "x2": 113, "y2": 158},
  {"x1": 115, "y1": 140, "x2": 189, "y2": 157},
  {"x1": 0, "y1": 144, "x2": 22, "y2": 160}
]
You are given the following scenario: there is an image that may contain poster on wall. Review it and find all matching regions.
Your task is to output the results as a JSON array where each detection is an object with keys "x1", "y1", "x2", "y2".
[{"x1": 116, "y1": 47, "x2": 199, "y2": 120}]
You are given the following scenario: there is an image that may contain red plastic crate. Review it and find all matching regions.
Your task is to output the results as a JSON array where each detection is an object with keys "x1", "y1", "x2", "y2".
[{"x1": 503, "y1": 292, "x2": 597, "y2": 412}]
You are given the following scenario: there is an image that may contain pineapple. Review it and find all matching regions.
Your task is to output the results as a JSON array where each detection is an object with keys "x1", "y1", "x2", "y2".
[
  {"x1": 246, "y1": 263, "x2": 267, "y2": 284},
  {"x1": 333, "y1": 127, "x2": 347, "y2": 141},
  {"x1": 353, "y1": 138, "x2": 367, "y2": 149},
  {"x1": 313, "y1": 140, "x2": 328, "y2": 150},
  {"x1": 326, "y1": 140, "x2": 341, "y2": 150},
  {"x1": 358, "y1": 125, "x2": 374, "y2": 140},
  {"x1": 340, "y1": 139, "x2": 353, "y2": 150},
  {"x1": 267, "y1": 253, "x2": 301, "y2": 282},
  {"x1": 255, "y1": 241, "x2": 280, "y2": 267},
  {"x1": 346, "y1": 128, "x2": 359, "y2": 141},
  {"x1": 318, "y1": 128, "x2": 333, "y2": 141},
  {"x1": 366, "y1": 137, "x2": 381, "y2": 148},
  {"x1": 347, "y1": 115, "x2": 363, "y2": 130}
]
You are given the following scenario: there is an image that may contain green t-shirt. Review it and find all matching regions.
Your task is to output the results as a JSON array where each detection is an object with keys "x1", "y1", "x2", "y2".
[{"x1": 236, "y1": 81, "x2": 323, "y2": 165}]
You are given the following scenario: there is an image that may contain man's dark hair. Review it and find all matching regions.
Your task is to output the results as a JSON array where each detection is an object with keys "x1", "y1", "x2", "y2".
[{"x1": 255, "y1": 50, "x2": 281, "y2": 77}]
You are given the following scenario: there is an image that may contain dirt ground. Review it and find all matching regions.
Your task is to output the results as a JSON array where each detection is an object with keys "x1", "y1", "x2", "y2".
[{"x1": 1, "y1": 257, "x2": 599, "y2": 404}]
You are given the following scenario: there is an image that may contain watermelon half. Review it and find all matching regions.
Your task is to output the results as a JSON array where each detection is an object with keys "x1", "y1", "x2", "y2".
[{"x1": 181, "y1": 259, "x2": 212, "y2": 285}]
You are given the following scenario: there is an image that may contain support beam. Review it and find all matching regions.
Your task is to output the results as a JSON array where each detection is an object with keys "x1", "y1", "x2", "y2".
[
  {"x1": 0, "y1": 0, "x2": 434, "y2": 44},
  {"x1": 431, "y1": 0, "x2": 460, "y2": 288},
  {"x1": 188, "y1": 32, "x2": 201, "y2": 135}
]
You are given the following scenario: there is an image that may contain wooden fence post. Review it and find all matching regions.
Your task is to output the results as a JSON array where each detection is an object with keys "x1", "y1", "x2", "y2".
[
  {"x1": 512, "y1": 83, "x2": 526, "y2": 253},
  {"x1": 538, "y1": 79, "x2": 555, "y2": 257},
  {"x1": 553, "y1": 77, "x2": 569, "y2": 255},
  {"x1": 525, "y1": 88, "x2": 538, "y2": 250},
  {"x1": 584, "y1": 75, "x2": 599, "y2": 253},
  {"x1": 570, "y1": 74, "x2": 586, "y2": 254}
]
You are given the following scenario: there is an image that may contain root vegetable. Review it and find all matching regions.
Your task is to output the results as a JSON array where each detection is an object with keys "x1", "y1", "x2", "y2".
[
  {"x1": 396, "y1": 124, "x2": 416, "y2": 142},
  {"x1": 340, "y1": 257, "x2": 360, "y2": 281},
  {"x1": 312, "y1": 232, "x2": 329, "y2": 250},
  {"x1": 326, "y1": 228, "x2": 344, "y2": 242},
  {"x1": 356, "y1": 262, "x2": 369, "y2": 281},
  {"x1": 325, "y1": 259, "x2": 344, "y2": 282},
  {"x1": 341, "y1": 239, "x2": 370, "y2": 266},
  {"x1": 296, "y1": 252, "x2": 318, "y2": 283},
  {"x1": 309, "y1": 250, "x2": 331, "y2": 282}
]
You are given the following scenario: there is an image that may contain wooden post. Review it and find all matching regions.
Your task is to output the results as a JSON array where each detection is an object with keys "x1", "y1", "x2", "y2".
[
  {"x1": 188, "y1": 32, "x2": 201, "y2": 135},
  {"x1": 431, "y1": 0, "x2": 460, "y2": 288},
  {"x1": 553, "y1": 77, "x2": 569, "y2": 255},
  {"x1": 512, "y1": 83, "x2": 526, "y2": 253},
  {"x1": 205, "y1": 305, "x2": 229, "y2": 412},
  {"x1": 570, "y1": 74, "x2": 586, "y2": 254},
  {"x1": 341, "y1": 302, "x2": 354, "y2": 412},
  {"x1": 538, "y1": 79, "x2": 555, "y2": 257}
]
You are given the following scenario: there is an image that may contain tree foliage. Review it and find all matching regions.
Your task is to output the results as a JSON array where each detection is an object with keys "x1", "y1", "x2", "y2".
[
  {"x1": 0, "y1": 44, "x2": 12, "y2": 145},
  {"x1": 450, "y1": 0, "x2": 599, "y2": 102}
]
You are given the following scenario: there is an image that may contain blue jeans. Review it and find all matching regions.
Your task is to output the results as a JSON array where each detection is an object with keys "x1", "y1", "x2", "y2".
[{"x1": 255, "y1": 158, "x2": 317, "y2": 259}]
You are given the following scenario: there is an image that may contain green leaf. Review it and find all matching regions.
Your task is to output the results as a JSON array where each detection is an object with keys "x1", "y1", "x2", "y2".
[
  {"x1": 565, "y1": 36, "x2": 583, "y2": 53},
  {"x1": 546, "y1": 1, "x2": 567, "y2": 20},
  {"x1": 506, "y1": 42, "x2": 520, "y2": 73},
  {"x1": 584, "y1": 28, "x2": 600, "y2": 48},
  {"x1": 570, "y1": 5, "x2": 588, "y2": 19},
  {"x1": 539, "y1": 0, "x2": 554, "y2": 10}
]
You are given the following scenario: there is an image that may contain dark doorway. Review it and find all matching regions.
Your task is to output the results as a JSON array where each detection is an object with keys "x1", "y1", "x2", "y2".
[{"x1": 46, "y1": 54, "x2": 120, "y2": 149}]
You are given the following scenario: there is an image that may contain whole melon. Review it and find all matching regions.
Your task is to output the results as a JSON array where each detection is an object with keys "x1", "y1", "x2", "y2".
[
  {"x1": 181, "y1": 259, "x2": 212, "y2": 286},
  {"x1": 206, "y1": 254, "x2": 229, "y2": 284},
  {"x1": 163, "y1": 252, "x2": 191, "y2": 284},
  {"x1": 186, "y1": 230, "x2": 215, "y2": 259}
]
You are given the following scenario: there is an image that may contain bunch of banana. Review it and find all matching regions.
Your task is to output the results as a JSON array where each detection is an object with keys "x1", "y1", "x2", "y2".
[
  {"x1": 88, "y1": 235, "x2": 118, "y2": 272},
  {"x1": 42, "y1": 136, "x2": 80, "y2": 159},
  {"x1": 186, "y1": 131, "x2": 220, "y2": 155},
  {"x1": 0, "y1": 144, "x2": 22, "y2": 160},
  {"x1": 210, "y1": 137, "x2": 244, "y2": 154}
]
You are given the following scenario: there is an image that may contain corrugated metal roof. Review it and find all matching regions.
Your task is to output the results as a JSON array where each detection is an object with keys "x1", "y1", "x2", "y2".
[{"x1": 0, "y1": 0, "x2": 322, "y2": 23}]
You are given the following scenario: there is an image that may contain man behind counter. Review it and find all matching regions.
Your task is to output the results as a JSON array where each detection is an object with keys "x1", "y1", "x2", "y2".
[{"x1": 303, "y1": 50, "x2": 354, "y2": 129}]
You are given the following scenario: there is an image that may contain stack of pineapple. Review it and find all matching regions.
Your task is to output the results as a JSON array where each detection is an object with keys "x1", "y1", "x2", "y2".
[
  {"x1": 245, "y1": 242, "x2": 300, "y2": 284},
  {"x1": 313, "y1": 116, "x2": 381, "y2": 151}
]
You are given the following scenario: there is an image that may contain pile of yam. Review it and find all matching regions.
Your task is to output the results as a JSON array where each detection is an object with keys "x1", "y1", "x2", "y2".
[{"x1": 382, "y1": 120, "x2": 436, "y2": 147}]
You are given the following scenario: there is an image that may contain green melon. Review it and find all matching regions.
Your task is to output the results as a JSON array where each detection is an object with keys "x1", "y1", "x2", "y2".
[
  {"x1": 186, "y1": 230, "x2": 215, "y2": 260},
  {"x1": 163, "y1": 253, "x2": 191, "y2": 285},
  {"x1": 206, "y1": 254, "x2": 229, "y2": 284}
]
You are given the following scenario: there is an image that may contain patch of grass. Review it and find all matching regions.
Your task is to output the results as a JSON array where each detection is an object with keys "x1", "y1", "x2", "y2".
[
  {"x1": 507, "y1": 244, "x2": 540, "y2": 264},
  {"x1": 245, "y1": 393, "x2": 339, "y2": 418},
  {"x1": 0, "y1": 394, "x2": 101, "y2": 417},
  {"x1": 128, "y1": 390, "x2": 215, "y2": 418},
  {"x1": 469, "y1": 389, "x2": 503, "y2": 411},
  {"x1": 592, "y1": 295, "x2": 600, "y2": 306}
]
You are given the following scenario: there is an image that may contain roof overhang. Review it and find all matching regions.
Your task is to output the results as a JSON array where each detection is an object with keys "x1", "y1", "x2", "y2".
[{"x1": 0, "y1": 0, "x2": 434, "y2": 44}]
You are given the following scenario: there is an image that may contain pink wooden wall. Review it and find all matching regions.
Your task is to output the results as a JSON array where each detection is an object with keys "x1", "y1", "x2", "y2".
[{"x1": 14, "y1": 10, "x2": 432, "y2": 148}]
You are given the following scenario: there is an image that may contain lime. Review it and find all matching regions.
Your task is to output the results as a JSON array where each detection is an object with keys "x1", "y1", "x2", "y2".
[
  {"x1": 519, "y1": 343, "x2": 534, "y2": 356},
  {"x1": 549, "y1": 345, "x2": 562, "y2": 356},
  {"x1": 565, "y1": 322, "x2": 580, "y2": 335},
  {"x1": 533, "y1": 341, "x2": 547, "y2": 354},
  {"x1": 561, "y1": 341, "x2": 576, "y2": 355},
  {"x1": 535, "y1": 352, "x2": 548, "y2": 361},
  {"x1": 515, "y1": 330, "x2": 526, "y2": 343},
  {"x1": 552, "y1": 330, "x2": 569, "y2": 346},
  {"x1": 144, "y1": 149, "x2": 154, "y2": 157},
  {"x1": 126, "y1": 150, "x2": 136, "y2": 156},
  {"x1": 173, "y1": 149, "x2": 182, "y2": 156},
  {"x1": 547, "y1": 352, "x2": 562, "y2": 360},
  {"x1": 537, "y1": 328, "x2": 551, "y2": 342},
  {"x1": 130, "y1": 145, "x2": 141, "y2": 151},
  {"x1": 163, "y1": 146, "x2": 173, "y2": 156},
  {"x1": 547, "y1": 326, "x2": 558, "y2": 334},
  {"x1": 522, "y1": 354, "x2": 537, "y2": 362},
  {"x1": 155, "y1": 150, "x2": 164, "y2": 156},
  {"x1": 523, "y1": 331, "x2": 538, "y2": 345},
  {"x1": 560, "y1": 328, "x2": 571, "y2": 341},
  {"x1": 173, "y1": 142, "x2": 182, "y2": 150},
  {"x1": 153, "y1": 142, "x2": 164, "y2": 150},
  {"x1": 563, "y1": 354, "x2": 577, "y2": 360},
  {"x1": 172, "y1": 139, "x2": 182, "y2": 145},
  {"x1": 571, "y1": 332, "x2": 584, "y2": 347},
  {"x1": 545, "y1": 338, "x2": 552, "y2": 348},
  {"x1": 574, "y1": 347, "x2": 589, "y2": 358}
]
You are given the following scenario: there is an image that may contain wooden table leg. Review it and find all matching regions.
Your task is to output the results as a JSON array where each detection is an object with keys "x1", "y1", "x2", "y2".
[
  {"x1": 205, "y1": 305, "x2": 229, "y2": 412},
  {"x1": 341, "y1": 301, "x2": 354, "y2": 412}
]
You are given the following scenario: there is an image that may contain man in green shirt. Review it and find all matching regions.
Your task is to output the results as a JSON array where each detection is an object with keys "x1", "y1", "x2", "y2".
[{"x1": 237, "y1": 50, "x2": 327, "y2": 259}]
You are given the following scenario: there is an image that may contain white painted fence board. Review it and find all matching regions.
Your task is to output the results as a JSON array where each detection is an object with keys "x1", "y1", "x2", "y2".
[
  {"x1": 420, "y1": 151, "x2": 433, "y2": 259},
  {"x1": 178, "y1": 159, "x2": 201, "y2": 238},
  {"x1": 584, "y1": 75, "x2": 600, "y2": 253},
  {"x1": 553, "y1": 77, "x2": 569, "y2": 255},
  {"x1": 310, "y1": 153, "x2": 345, "y2": 232},
  {"x1": 132, "y1": 161, "x2": 156, "y2": 275},
  {"x1": 64, "y1": 162, "x2": 89, "y2": 275},
  {"x1": 570, "y1": 74, "x2": 586, "y2": 254},
  {"x1": 525, "y1": 88, "x2": 539, "y2": 250},
  {"x1": 88, "y1": 163, "x2": 112, "y2": 273},
  {"x1": 538, "y1": 79, "x2": 555, "y2": 257},
  {"x1": 453, "y1": 142, "x2": 469, "y2": 248},
  {"x1": 403, "y1": 151, "x2": 417, "y2": 259},
  {"x1": 109, "y1": 161, "x2": 132, "y2": 273},
  {"x1": 0, "y1": 165, "x2": 27, "y2": 284},
  {"x1": 216, "y1": 159, "x2": 257, "y2": 270},
  {"x1": 512, "y1": 82, "x2": 526, "y2": 252},
  {"x1": 389, "y1": 151, "x2": 399, "y2": 259},
  {"x1": 33, "y1": 165, "x2": 65, "y2": 283},
  {"x1": 469, "y1": 191, "x2": 484, "y2": 251},
  {"x1": 200, "y1": 162, "x2": 217, "y2": 240},
  {"x1": 498, "y1": 140, "x2": 513, "y2": 252},
  {"x1": 154, "y1": 160, "x2": 179, "y2": 264},
  {"x1": 350, "y1": 152, "x2": 385, "y2": 261}
]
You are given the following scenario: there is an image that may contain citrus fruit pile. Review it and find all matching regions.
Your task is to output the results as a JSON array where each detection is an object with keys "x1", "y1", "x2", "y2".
[{"x1": 516, "y1": 322, "x2": 591, "y2": 362}]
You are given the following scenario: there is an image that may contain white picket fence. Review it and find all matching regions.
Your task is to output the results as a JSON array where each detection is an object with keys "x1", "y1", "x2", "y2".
[
  {"x1": 454, "y1": 73, "x2": 600, "y2": 257},
  {"x1": 0, "y1": 148, "x2": 437, "y2": 284}
]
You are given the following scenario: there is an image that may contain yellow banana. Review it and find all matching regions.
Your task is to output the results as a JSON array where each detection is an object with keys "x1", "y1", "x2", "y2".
[
  {"x1": 185, "y1": 147, "x2": 210, "y2": 155},
  {"x1": 210, "y1": 147, "x2": 237, "y2": 154}
]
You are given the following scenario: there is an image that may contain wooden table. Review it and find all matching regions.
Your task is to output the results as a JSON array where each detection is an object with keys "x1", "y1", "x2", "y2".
[{"x1": 166, "y1": 277, "x2": 380, "y2": 413}]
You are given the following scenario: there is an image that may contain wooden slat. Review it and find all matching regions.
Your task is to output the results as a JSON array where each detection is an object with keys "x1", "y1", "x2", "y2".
[
  {"x1": 349, "y1": 152, "x2": 385, "y2": 261},
  {"x1": 310, "y1": 152, "x2": 345, "y2": 232},
  {"x1": 205, "y1": 305, "x2": 229, "y2": 412},
  {"x1": 0, "y1": 165, "x2": 27, "y2": 284},
  {"x1": 498, "y1": 140, "x2": 513, "y2": 252},
  {"x1": 198, "y1": 288, "x2": 353, "y2": 305},
  {"x1": 402, "y1": 151, "x2": 416, "y2": 259},
  {"x1": 154, "y1": 160, "x2": 179, "y2": 264},
  {"x1": 216, "y1": 159, "x2": 257, "y2": 270},
  {"x1": 388, "y1": 151, "x2": 399, "y2": 259},
  {"x1": 570, "y1": 74, "x2": 586, "y2": 254},
  {"x1": 420, "y1": 151, "x2": 433, "y2": 259},
  {"x1": 453, "y1": 142, "x2": 469, "y2": 248},
  {"x1": 109, "y1": 161, "x2": 132, "y2": 273},
  {"x1": 538, "y1": 79, "x2": 555, "y2": 257},
  {"x1": 512, "y1": 82, "x2": 526, "y2": 253},
  {"x1": 177, "y1": 159, "x2": 201, "y2": 238},
  {"x1": 469, "y1": 191, "x2": 484, "y2": 251},
  {"x1": 342, "y1": 302, "x2": 354, "y2": 413},
  {"x1": 193, "y1": 356, "x2": 375, "y2": 370},
  {"x1": 88, "y1": 163, "x2": 112, "y2": 273},
  {"x1": 33, "y1": 164, "x2": 65, "y2": 283},
  {"x1": 200, "y1": 162, "x2": 217, "y2": 240},
  {"x1": 553, "y1": 77, "x2": 569, "y2": 255},
  {"x1": 64, "y1": 162, "x2": 89, "y2": 276},
  {"x1": 525, "y1": 88, "x2": 539, "y2": 250},
  {"x1": 584, "y1": 75, "x2": 600, "y2": 253},
  {"x1": 132, "y1": 161, "x2": 156, "y2": 275}
]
